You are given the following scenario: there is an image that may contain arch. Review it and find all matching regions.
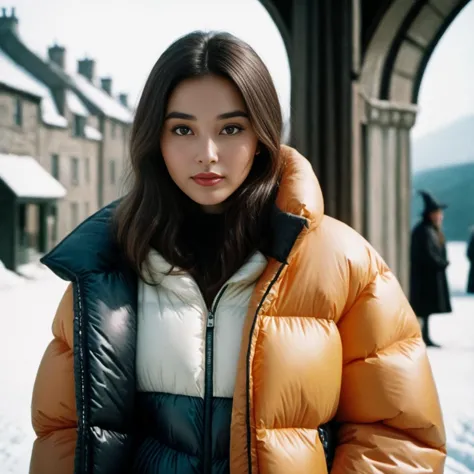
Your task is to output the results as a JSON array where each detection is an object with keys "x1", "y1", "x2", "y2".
[
  {"x1": 361, "y1": 0, "x2": 471, "y2": 104},
  {"x1": 258, "y1": 0, "x2": 293, "y2": 141},
  {"x1": 258, "y1": 0, "x2": 292, "y2": 66}
]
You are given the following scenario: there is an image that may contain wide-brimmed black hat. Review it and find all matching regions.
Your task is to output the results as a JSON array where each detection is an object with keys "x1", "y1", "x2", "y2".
[{"x1": 418, "y1": 190, "x2": 447, "y2": 214}]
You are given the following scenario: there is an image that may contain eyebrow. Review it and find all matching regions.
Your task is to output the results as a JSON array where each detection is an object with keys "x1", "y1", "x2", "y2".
[{"x1": 164, "y1": 110, "x2": 249, "y2": 121}]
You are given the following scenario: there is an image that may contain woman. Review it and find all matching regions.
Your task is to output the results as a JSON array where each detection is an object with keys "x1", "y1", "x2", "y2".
[
  {"x1": 467, "y1": 227, "x2": 474, "y2": 294},
  {"x1": 30, "y1": 32, "x2": 446, "y2": 474},
  {"x1": 410, "y1": 190, "x2": 452, "y2": 347}
]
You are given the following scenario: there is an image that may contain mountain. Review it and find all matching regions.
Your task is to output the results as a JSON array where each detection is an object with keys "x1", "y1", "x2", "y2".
[
  {"x1": 411, "y1": 162, "x2": 474, "y2": 241},
  {"x1": 412, "y1": 116, "x2": 474, "y2": 172}
]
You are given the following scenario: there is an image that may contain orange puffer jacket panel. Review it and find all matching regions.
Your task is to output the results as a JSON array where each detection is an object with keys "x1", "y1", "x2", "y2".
[{"x1": 229, "y1": 147, "x2": 446, "y2": 473}]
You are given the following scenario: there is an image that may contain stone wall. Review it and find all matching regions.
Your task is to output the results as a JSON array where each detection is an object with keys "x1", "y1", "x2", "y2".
[
  {"x1": 38, "y1": 125, "x2": 100, "y2": 244},
  {"x1": 0, "y1": 91, "x2": 39, "y2": 156},
  {"x1": 101, "y1": 117, "x2": 130, "y2": 206}
]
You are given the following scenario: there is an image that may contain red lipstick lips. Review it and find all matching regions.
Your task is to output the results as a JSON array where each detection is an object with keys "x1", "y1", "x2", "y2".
[{"x1": 192, "y1": 172, "x2": 224, "y2": 187}]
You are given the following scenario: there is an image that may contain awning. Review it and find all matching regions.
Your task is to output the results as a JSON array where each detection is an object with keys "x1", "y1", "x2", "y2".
[{"x1": 0, "y1": 154, "x2": 66, "y2": 200}]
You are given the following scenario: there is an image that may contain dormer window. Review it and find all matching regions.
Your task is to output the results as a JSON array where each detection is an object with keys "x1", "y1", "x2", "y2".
[{"x1": 73, "y1": 114, "x2": 86, "y2": 137}]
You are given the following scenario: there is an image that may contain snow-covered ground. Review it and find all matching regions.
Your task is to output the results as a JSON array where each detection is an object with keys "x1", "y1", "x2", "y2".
[
  {"x1": 0, "y1": 243, "x2": 472, "y2": 473},
  {"x1": 430, "y1": 242, "x2": 474, "y2": 474}
]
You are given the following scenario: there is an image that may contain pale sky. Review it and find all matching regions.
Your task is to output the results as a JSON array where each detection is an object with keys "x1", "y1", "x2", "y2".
[
  {"x1": 6, "y1": 0, "x2": 474, "y2": 138},
  {"x1": 413, "y1": 1, "x2": 474, "y2": 138}
]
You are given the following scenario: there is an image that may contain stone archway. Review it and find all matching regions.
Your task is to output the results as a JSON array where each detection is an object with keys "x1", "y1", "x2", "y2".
[
  {"x1": 358, "y1": 0, "x2": 471, "y2": 290},
  {"x1": 257, "y1": 0, "x2": 471, "y2": 291}
]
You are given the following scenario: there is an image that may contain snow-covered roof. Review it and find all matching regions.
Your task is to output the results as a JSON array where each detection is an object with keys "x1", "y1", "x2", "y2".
[
  {"x1": 66, "y1": 90, "x2": 89, "y2": 117},
  {"x1": 85, "y1": 125, "x2": 102, "y2": 141},
  {"x1": 41, "y1": 91, "x2": 68, "y2": 128},
  {"x1": 73, "y1": 73, "x2": 133, "y2": 124},
  {"x1": 0, "y1": 48, "x2": 45, "y2": 97},
  {"x1": 0, "y1": 49, "x2": 67, "y2": 128},
  {"x1": 0, "y1": 153, "x2": 66, "y2": 199}
]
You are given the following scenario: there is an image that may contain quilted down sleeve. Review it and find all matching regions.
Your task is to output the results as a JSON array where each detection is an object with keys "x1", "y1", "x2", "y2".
[
  {"x1": 29, "y1": 284, "x2": 77, "y2": 474},
  {"x1": 333, "y1": 266, "x2": 446, "y2": 473}
]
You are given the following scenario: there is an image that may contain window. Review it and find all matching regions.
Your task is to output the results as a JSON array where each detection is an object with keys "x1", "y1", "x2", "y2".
[
  {"x1": 14, "y1": 97, "x2": 22, "y2": 126},
  {"x1": 51, "y1": 154, "x2": 60, "y2": 180},
  {"x1": 50, "y1": 205, "x2": 58, "y2": 242},
  {"x1": 73, "y1": 115, "x2": 86, "y2": 137},
  {"x1": 84, "y1": 202, "x2": 90, "y2": 217},
  {"x1": 70, "y1": 202, "x2": 79, "y2": 230},
  {"x1": 71, "y1": 157, "x2": 79, "y2": 185},
  {"x1": 84, "y1": 158, "x2": 90, "y2": 183},
  {"x1": 111, "y1": 122, "x2": 116, "y2": 138},
  {"x1": 110, "y1": 160, "x2": 116, "y2": 185}
]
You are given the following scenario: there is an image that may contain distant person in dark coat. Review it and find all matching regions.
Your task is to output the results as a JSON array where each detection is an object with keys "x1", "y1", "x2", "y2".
[
  {"x1": 467, "y1": 228, "x2": 474, "y2": 294},
  {"x1": 410, "y1": 190, "x2": 452, "y2": 347}
]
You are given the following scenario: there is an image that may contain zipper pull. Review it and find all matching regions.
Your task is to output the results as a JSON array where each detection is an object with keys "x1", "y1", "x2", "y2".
[{"x1": 207, "y1": 310, "x2": 215, "y2": 328}]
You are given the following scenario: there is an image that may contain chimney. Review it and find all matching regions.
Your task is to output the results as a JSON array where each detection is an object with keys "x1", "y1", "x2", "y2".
[
  {"x1": 118, "y1": 93, "x2": 128, "y2": 108},
  {"x1": 0, "y1": 7, "x2": 19, "y2": 35},
  {"x1": 77, "y1": 58, "x2": 95, "y2": 82},
  {"x1": 100, "y1": 77, "x2": 112, "y2": 95},
  {"x1": 48, "y1": 44, "x2": 66, "y2": 69}
]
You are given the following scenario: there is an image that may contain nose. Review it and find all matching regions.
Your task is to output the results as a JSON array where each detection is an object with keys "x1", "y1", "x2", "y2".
[{"x1": 195, "y1": 138, "x2": 218, "y2": 165}]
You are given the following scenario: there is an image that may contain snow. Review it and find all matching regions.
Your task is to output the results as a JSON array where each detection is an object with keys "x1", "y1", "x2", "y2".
[
  {"x1": 73, "y1": 73, "x2": 133, "y2": 124},
  {"x1": 0, "y1": 274, "x2": 68, "y2": 474},
  {"x1": 66, "y1": 90, "x2": 89, "y2": 117},
  {"x1": 0, "y1": 242, "x2": 472, "y2": 473},
  {"x1": 0, "y1": 153, "x2": 66, "y2": 199},
  {"x1": 0, "y1": 49, "x2": 68, "y2": 129},
  {"x1": 0, "y1": 48, "x2": 44, "y2": 98},
  {"x1": 0, "y1": 261, "x2": 24, "y2": 291},
  {"x1": 40, "y1": 91, "x2": 68, "y2": 128},
  {"x1": 84, "y1": 124, "x2": 103, "y2": 141},
  {"x1": 16, "y1": 260, "x2": 51, "y2": 281},
  {"x1": 423, "y1": 241, "x2": 474, "y2": 474}
]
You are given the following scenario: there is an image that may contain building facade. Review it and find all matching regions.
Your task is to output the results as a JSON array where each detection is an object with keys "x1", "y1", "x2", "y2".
[{"x1": 0, "y1": 7, "x2": 133, "y2": 269}]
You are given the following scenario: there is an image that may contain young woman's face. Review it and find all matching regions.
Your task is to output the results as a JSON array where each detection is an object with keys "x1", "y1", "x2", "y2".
[{"x1": 160, "y1": 75, "x2": 259, "y2": 213}]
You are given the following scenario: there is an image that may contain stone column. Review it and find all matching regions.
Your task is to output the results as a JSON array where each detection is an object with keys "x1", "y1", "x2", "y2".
[
  {"x1": 364, "y1": 99, "x2": 389, "y2": 258},
  {"x1": 290, "y1": 0, "x2": 354, "y2": 224},
  {"x1": 397, "y1": 110, "x2": 417, "y2": 294},
  {"x1": 362, "y1": 96, "x2": 417, "y2": 293}
]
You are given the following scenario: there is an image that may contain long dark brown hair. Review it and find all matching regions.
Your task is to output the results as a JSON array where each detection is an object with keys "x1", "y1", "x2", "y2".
[{"x1": 115, "y1": 31, "x2": 283, "y2": 302}]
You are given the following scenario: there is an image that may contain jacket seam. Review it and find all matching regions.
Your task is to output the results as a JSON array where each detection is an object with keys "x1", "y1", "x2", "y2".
[
  {"x1": 342, "y1": 334, "x2": 421, "y2": 366},
  {"x1": 74, "y1": 278, "x2": 90, "y2": 473},
  {"x1": 258, "y1": 425, "x2": 330, "y2": 431},
  {"x1": 246, "y1": 261, "x2": 287, "y2": 474},
  {"x1": 340, "y1": 266, "x2": 391, "y2": 320}
]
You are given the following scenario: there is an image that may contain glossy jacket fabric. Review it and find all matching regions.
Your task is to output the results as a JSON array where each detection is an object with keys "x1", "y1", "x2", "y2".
[
  {"x1": 30, "y1": 145, "x2": 446, "y2": 474},
  {"x1": 134, "y1": 248, "x2": 268, "y2": 473}
]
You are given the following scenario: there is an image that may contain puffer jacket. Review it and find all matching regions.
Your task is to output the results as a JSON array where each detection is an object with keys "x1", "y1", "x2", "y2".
[{"x1": 30, "y1": 145, "x2": 446, "y2": 474}]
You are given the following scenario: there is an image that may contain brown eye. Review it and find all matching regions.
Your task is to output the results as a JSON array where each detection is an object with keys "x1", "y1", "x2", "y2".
[
  {"x1": 221, "y1": 125, "x2": 243, "y2": 136},
  {"x1": 173, "y1": 126, "x2": 192, "y2": 136}
]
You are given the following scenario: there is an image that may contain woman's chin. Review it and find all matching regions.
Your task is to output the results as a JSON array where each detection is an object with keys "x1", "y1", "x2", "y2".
[{"x1": 188, "y1": 191, "x2": 230, "y2": 210}]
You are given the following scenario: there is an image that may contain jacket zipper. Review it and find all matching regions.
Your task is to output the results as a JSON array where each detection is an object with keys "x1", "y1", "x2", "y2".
[
  {"x1": 246, "y1": 262, "x2": 286, "y2": 474},
  {"x1": 203, "y1": 285, "x2": 229, "y2": 474}
]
